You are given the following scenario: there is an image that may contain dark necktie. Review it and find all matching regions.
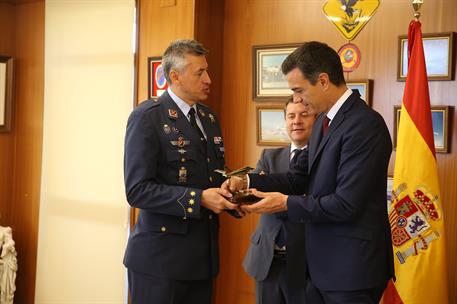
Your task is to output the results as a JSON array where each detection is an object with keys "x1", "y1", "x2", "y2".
[
  {"x1": 290, "y1": 148, "x2": 303, "y2": 167},
  {"x1": 323, "y1": 115, "x2": 330, "y2": 135},
  {"x1": 188, "y1": 108, "x2": 206, "y2": 142}
]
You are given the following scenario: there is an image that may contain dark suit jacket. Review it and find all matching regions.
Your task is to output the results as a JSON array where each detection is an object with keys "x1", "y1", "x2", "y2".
[
  {"x1": 243, "y1": 147, "x2": 307, "y2": 289},
  {"x1": 123, "y1": 91, "x2": 225, "y2": 280},
  {"x1": 250, "y1": 92, "x2": 394, "y2": 291}
]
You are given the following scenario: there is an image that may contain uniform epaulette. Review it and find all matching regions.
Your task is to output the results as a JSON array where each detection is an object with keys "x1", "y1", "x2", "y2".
[
  {"x1": 197, "y1": 102, "x2": 215, "y2": 114},
  {"x1": 136, "y1": 99, "x2": 161, "y2": 113}
]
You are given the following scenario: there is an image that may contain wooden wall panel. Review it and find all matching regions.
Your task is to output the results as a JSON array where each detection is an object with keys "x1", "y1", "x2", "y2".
[
  {"x1": 194, "y1": 0, "x2": 224, "y2": 114},
  {"x1": 217, "y1": 1, "x2": 457, "y2": 304},
  {"x1": 136, "y1": 0, "x2": 195, "y2": 104},
  {"x1": 0, "y1": 3, "x2": 15, "y2": 228},
  {"x1": 10, "y1": 2, "x2": 45, "y2": 303}
]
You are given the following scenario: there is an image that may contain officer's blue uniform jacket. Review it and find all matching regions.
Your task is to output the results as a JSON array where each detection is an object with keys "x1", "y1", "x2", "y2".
[{"x1": 123, "y1": 91, "x2": 225, "y2": 280}]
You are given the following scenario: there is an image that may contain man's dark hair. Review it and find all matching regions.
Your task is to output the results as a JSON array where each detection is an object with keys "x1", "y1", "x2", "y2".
[
  {"x1": 281, "y1": 41, "x2": 345, "y2": 86},
  {"x1": 284, "y1": 95, "x2": 294, "y2": 116},
  {"x1": 162, "y1": 39, "x2": 208, "y2": 84}
]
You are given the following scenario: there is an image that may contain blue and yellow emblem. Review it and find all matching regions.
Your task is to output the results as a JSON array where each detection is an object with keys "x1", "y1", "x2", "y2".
[{"x1": 322, "y1": 0, "x2": 380, "y2": 41}]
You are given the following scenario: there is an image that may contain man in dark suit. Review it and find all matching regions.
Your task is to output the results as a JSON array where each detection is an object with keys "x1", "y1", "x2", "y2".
[
  {"x1": 243, "y1": 97, "x2": 316, "y2": 304},
  {"x1": 227, "y1": 41, "x2": 394, "y2": 303},
  {"x1": 123, "y1": 39, "x2": 237, "y2": 304}
]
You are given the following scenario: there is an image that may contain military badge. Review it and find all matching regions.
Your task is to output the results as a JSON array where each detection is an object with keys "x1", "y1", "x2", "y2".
[
  {"x1": 178, "y1": 166, "x2": 187, "y2": 183},
  {"x1": 198, "y1": 109, "x2": 206, "y2": 117},
  {"x1": 177, "y1": 136, "x2": 186, "y2": 147},
  {"x1": 208, "y1": 113, "x2": 215, "y2": 123},
  {"x1": 389, "y1": 183, "x2": 442, "y2": 264},
  {"x1": 163, "y1": 124, "x2": 171, "y2": 134},
  {"x1": 213, "y1": 136, "x2": 222, "y2": 145},
  {"x1": 168, "y1": 109, "x2": 178, "y2": 119},
  {"x1": 322, "y1": 0, "x2": 380, "y2": 41},
  {"x1": 170, "y1": 136, "x2": 190, "y2": 148},
  {"x1": 338, "y1": 43, "x2": 361, "y2": 72}
]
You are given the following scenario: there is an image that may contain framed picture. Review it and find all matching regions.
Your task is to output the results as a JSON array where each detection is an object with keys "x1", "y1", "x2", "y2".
[
  {"x1": 148, "y1": 56, "x2": 168, "y2": 99},
  {"x1": 252, "y1": 43, "x2": 300, "y2": 101},
  {"x1": 346, "y1": 79, "x2": 373, "y2": 106},
  {"x1": 0, "y1": 56, "x2": 14, "y2": 133},
  {"x1": 397, "y1": 32, "x2": 455, "y2": 81},
  {"x1": 256, "y1": 105, "x2": 289, "y2": 146},
  {"x1": 393, "y1": 105, "x2": 452, "y2": 153}
]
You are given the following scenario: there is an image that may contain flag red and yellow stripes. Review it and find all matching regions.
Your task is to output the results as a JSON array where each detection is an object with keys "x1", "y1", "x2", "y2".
[{"x1": 383, "y1": 20, "x2": 449, "y2": 304}]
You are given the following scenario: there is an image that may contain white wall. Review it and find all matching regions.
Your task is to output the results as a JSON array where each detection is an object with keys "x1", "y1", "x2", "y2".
[{"x1": 35, "y1": 1, "x2": 134, "y2": 303}]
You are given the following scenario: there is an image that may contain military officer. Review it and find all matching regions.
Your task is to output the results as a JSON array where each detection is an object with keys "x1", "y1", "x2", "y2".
[{"x1": 123, "y1": 39, "x2": 238, "y2": 304}]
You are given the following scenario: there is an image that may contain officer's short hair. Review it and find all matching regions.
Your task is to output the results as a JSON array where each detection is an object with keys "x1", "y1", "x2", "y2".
[{"x1": 163, "y1": 39, "x2": 208, "y2": 84}]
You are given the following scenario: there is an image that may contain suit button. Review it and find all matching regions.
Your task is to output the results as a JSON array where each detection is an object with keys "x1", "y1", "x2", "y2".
[
  {"x1": 160, "y1": 226, "x2": 166, "y2": 232},
  {"x1": 181, "y1": 158, "x2": 186, "y2": 162},
  {"x1": 209, "y1": 214, "x2": 213, "y2": 220},
  {"x1": 209, "y1": 176, "x2": 213, "y2": 182},
  {"x1": 187, "y1": 207, "x2": 193, "y2": 213}
]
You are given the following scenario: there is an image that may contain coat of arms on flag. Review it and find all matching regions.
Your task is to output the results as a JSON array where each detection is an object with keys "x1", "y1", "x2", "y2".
[{"x1": 388, "y1": 184, "x2": 441, "y2": 264}]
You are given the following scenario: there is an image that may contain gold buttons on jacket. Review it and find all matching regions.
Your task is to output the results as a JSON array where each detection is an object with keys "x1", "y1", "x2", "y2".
[
  {"x1": 189, "y1": 199, "x2": 195, "y2": 205},
  {"x1": 207, "y1": 157, "x2": 210, "y2": 163},
  {"x1": 160, "y1": 226, "x2": 166, "y2": 232},
  {"x1": 190, "y1": 191, "x2": 196, "y2": 197},
  {"x1": 209, "y1": 176, "x2": 213, "y2": 182},
  {"x1": 187, "y1": 207, "x2": 193, "y2": 213}
]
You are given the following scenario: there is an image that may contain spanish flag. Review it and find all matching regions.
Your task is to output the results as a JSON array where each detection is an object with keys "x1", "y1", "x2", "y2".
[{"x1": 382, "y1": 20, "x2": 449, "y2": 304}]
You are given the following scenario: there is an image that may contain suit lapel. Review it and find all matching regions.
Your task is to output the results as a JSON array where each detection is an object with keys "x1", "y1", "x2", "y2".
[
  {"x1": 280, "y1": 145, "x2": 291, "y2": 170},
  {"x1": 309, "y1": 93, "x2": 358, "y2": 171},
  {"x1": 309, "y1": 115, "x2": 324, "y2": 172}
]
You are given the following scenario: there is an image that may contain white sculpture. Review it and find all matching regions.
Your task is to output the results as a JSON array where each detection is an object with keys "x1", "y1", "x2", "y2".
[{"x1": 0, "y1": 227, "x2": 17, "y2": 304}]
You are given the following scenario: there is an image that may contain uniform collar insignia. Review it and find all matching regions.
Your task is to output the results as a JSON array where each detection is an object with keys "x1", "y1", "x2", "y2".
[{"x1": 168, "y1": 109, "x2": 179, "y2": 119}]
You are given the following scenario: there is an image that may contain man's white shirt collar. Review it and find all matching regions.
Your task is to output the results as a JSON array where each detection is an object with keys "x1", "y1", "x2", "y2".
[
  {"x1": 326, "y1": 88, "x2": 353, "y2": 123},
  {"x1": 167, "y1": 88, "x2": 196, "y2": 119},
  {"x1": 290, "y1": 143, "x2": 307, "y2": 153}
]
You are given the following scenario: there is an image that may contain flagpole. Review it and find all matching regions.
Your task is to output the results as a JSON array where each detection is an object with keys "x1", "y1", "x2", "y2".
[{"x1": 412, "y1": 0, "x2": 423, "y2": 21}]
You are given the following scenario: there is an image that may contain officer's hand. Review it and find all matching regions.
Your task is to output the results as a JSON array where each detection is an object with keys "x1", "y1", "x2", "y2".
[{"x1": 201, "y1": 188, "x2": 238, "y2": 214}]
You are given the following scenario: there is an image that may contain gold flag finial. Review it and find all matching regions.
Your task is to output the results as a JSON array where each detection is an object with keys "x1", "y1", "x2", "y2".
[{"x1": 413, "y1": 0, "x2": 423, "y2": 20}]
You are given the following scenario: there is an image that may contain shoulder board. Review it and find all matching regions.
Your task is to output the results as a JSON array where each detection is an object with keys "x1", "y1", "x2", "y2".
[
  {"x1": 135, "y1": 99, "x2": 161, "y2": 113},
  {"x1": 197, "y1": 102, "x2": 217, "y2": 115},
  {"x1": 197, "y1": 102, "x2": 211, "y2": 110}
]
